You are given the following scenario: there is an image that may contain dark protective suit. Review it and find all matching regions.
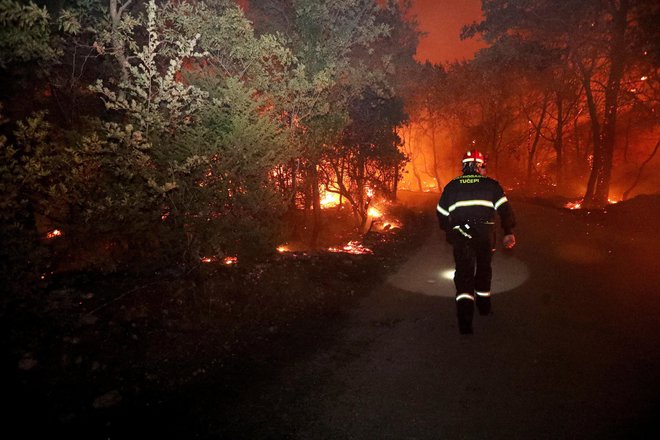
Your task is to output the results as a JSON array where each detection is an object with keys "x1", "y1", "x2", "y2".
[{"x1": 436, "y1": 173, "x2": 515, "y2": 332}]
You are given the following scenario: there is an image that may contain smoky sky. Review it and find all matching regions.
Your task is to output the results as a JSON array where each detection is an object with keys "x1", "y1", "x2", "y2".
[{"x1": 410, "y1": 0, "x2": 486, "y2": 64}]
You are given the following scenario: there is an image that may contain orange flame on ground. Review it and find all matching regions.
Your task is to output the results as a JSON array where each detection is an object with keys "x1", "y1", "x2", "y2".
[
  {"x1": 223, "y1": 256, "x2": 238, "y2": 265},
  {"x1": 328, "y1": 241, "x2": 374, "y2": 255},
  {"x1": 565, "y1": 198, "x2": 619, "y2": 210},
  {"x1": 276, "y1": 245, "x2": 289, "y2": 253},
  {"x1": 46, "y1": 229, "x2": 62, "y2": 239},
  {"x1": 202, "y1": 255, "x2": 238, "y2": 265},
  {"x1": 564, "y1": 200, "x2": 583, "y2": 210}
]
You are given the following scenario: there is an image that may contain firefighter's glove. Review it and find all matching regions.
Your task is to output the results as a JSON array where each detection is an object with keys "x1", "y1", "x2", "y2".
[{"x1": 503, "y1": 234, "x2": 516, "y2": 249}]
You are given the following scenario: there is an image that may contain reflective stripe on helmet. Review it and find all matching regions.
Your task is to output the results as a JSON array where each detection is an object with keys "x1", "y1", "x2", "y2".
[
  {"x1": 475, "y1": 291, "x2": 491, "y2": 297},
  {"x1": 462, "y1": 150, "x2": 485, "y2": 163},
  {"x1": 456, "y1": 293, "x2": 475, "y2": 302},
  {"x1": 436, "y1": 204, "x2": 450, "y2": 217},
  {"x1": 494, "y1": 196, "x2": 508, "y2": 209}
]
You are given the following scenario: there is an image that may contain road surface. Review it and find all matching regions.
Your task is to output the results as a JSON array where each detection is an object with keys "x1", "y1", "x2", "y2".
[{"x1": 108, "y1": 195, "x2": 660, "y2": 439}]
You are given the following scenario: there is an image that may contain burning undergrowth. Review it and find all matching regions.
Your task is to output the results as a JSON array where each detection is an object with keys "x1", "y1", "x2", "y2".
[{"x1": 3, "y1": 200, "x2": 431, "y2": 435}]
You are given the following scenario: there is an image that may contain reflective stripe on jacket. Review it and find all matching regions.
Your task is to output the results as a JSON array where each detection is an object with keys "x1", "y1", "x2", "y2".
[{"x1": 436, "y1": 174, "x2": 515, "y2": 234}]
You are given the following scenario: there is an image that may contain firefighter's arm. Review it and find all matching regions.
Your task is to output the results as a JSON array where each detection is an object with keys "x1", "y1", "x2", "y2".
[
  {"x1": 494, "y1": 185, "x2": 516, "y2": 248},
  {"x1": 493, "y1": 187, "x2": 515, "y2": 234},
  {"x1": 436, "y1": 193, "x2": 451, "y2": 231}
]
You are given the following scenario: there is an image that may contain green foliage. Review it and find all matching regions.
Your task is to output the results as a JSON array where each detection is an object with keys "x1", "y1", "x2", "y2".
[
  {"x1": 0, "y1": 110, "x2": 65, "y2": 291},
  {"x1": 0, "y1": 0, "x2": 58, "y2": 68},
  {"x1": 0, "y1": 0, "x2": 420, "y2": 288},
  {"x1": 85, "y1": 0, "x2": 299, "y2": 263},
  {"x1": 165, "y1": 76, "x2": 294, "y2": 259},
  {"x1": 92, "y1": 0, "x2": 209, "y2": 140}
]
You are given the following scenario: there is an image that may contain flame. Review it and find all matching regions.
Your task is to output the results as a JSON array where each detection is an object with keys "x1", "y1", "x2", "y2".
[
  {"x1": 564, "y1": 200, "x2": 582, "y2": 210},
  {"x1": 328, "y1": 240, "x2": 373, "y2": 255},
  {"x1": 368, "y1": 207, "x2": 383, "y2": 218},
  {"x1": 564, "y1": 197, "x2": 619, "y2": 210},
  {"x1": 320, "y1": 189, "x2": 341, "y2": 208},
  {"x1": 46, "y1": 229, "x2": 62, "y2": 239},
  {"x1": 200, "y1": 255, "x2": 238, "y2": 265},
  {"x1": 366, "y1": 187, "x2": 375, "y2": 198},
  {"x1": 276, "y1": 245, "x2": 289, "y2": 253},
  {"x1": 223, "y1": 256, "x2": 238, "y2": 265}
]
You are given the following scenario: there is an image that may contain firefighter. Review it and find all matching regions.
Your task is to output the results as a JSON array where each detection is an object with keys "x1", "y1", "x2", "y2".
[{"x1": 436, "y1": 149, "x2": 516, "y2": 334}]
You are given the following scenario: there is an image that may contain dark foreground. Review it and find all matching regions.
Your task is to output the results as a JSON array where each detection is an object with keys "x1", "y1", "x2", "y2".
[{"x1": 5, "y1": 193, "x2": 660, "y2": 439}]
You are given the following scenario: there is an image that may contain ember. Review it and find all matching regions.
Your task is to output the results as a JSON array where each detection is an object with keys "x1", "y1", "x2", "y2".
[
  {"x1": 328, "y1": 240, "x2": 374, "y2": 255},
  {"x1": 368, "y1": 207, "x2": 383, "y2": 218},
  {"x1": 223, "y1": 256, "x2": 238, "y2": 265},
  {"x1": 200, "y1": 256, "x2": 216, "y2": 263},
  {"x1": 46, "y1": 229, "x2": 62, "y2": 239},
  {"x1": 564, "y1": 200, "x2": 583, "y2": 210}
]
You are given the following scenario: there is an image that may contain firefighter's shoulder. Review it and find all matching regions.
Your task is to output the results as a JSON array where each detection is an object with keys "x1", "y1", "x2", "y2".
[{"x1": 478, "y1": 175, "x2": 501, "y2": 185}]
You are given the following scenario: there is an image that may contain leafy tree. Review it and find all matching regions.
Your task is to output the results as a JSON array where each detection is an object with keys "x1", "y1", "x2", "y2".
[
  {"x1": 247, "y1": 0, "x2": 417, "y2": 243},
  {"x1": 89, "y1": 0, "x2": 300, "y2": 263},
  {"x1": 321, "y1": 89, "x2": 407, "y2": 229}
]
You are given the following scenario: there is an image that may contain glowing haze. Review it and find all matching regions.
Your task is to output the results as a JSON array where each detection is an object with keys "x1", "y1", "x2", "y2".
[{"x1": 409, "y1": 0, "x2": 486, "y2": 64}]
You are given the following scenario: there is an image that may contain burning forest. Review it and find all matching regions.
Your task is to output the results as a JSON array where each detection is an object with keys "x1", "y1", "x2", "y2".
[
  {"x1": 1, "y1": 0, "x2": 657, "y2": 290},
  {"x1": 1, "y1": 0, "x2": 659, "y2": 436}
]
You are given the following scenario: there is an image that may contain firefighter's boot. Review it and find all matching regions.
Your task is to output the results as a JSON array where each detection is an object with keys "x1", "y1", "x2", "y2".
[
  {"x1": 476, "y1": 291, "x2": 492, "y2": 316},
  {"x1": 456, "y1": 293, "x2": 474, "y2": 334}
]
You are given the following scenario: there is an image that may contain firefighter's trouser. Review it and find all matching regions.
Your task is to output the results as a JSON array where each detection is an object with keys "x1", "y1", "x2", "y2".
[{"x1": 450, "y1": 225, "x2": 494, "y2": 322}]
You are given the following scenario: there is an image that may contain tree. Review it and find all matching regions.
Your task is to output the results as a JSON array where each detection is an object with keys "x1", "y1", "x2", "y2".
[
  {"x1": 464, "y1": 0, "x2": 660, "y2": 206},
  {"x1": 246, "y1": 0, "x2": 417, "y2": 244}
]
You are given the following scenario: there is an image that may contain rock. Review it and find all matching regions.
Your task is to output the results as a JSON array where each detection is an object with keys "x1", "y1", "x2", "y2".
[
  {"x1": 92, "y1": 390, "x2": 122, "y2": 409},
  {"x1": 18, "y1": 353, "x2": 38, "y2": 371},
  {"x1": 80, "y1": 314, "x2": 98, "y2": 325}
]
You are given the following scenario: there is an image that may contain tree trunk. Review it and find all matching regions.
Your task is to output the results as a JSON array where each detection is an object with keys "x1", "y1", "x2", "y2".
[
  {"x1": 584, "y1": 1, "x2": 629, "y2": 207},
  {"x1": 109, "y1": 0, "x2": 133, "y2": 89},
  {"x1": 527, "y1": 95, "x2": 549, "y2": 185},
  {"x1": 622, "y1": 138, "x2": 660, "y2": 200},
  {"x1": 309, "y1": 163, "x2": 321, "y2": 248},
  {"x1": 554, "y1": 92, "x2": 564, "y2": 190},
  {"x1": 429, "y1": 123, "x2": 442, "y2": 191},
  {"x1": 580, "y1": 63, "x2": 602, "y2": 204}
]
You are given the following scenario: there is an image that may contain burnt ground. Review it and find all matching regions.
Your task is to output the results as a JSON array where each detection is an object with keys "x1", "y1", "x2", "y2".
[{"x1": 4, "y1": 192, "x2": 660, "y2": 439}]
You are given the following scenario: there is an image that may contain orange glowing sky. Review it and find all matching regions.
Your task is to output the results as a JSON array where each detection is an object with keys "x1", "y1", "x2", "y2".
[
  {"x1": 410, "y1": 0, "x2": 487, "y2": 64},
  {"x1": 236, "y1": 0, "x2": 486, "y2": 65}
]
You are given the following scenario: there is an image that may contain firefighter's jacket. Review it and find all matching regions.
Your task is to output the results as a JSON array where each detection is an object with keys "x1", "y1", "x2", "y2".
[{"x1": 436, "y1": 173, "x2": 515, "y2": 241}]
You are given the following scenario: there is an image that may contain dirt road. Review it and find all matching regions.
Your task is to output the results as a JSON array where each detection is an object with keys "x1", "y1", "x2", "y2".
[{"x1": 194, "y1": 195, "x2": 660, "y2": 440}]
